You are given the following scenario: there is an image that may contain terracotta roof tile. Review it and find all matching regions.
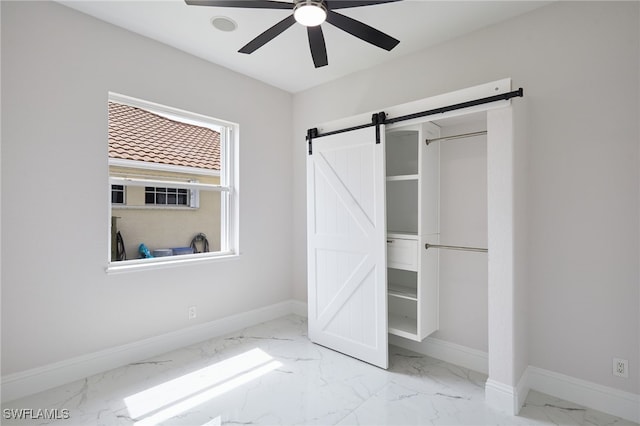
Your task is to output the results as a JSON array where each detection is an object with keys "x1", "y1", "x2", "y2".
[{"x1": 108, "y1": 101, "x2": 220, "y2": 171}]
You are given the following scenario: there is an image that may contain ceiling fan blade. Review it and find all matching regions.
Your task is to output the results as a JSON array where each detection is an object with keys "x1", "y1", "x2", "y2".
[
  {"x1": 326, "y1": 10, "x2": 399, "y2": 51},
  {"x1": 185, "y1": 0, "x2": 292, "y2": 10},
  {"x1": 326, "y1": 0, "x2": 401, "y2": 10},
  {"x1": 307, "y1": 26, "x2": 328, "y2": 68},
  {"x1": 239, "y1": 14, "x2": 296, "y2": 54}
]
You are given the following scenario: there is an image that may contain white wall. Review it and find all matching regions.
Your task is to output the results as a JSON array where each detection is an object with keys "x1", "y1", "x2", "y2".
[
  {"x1": 292, "y1": 1, "x2": 639, "y2": 395},
  {"x1": 431, "y1": 120, "x2": 488, "y2": 352},
  {"x1": 1, "y1": 1, "x2": 293, "y2": 375}
]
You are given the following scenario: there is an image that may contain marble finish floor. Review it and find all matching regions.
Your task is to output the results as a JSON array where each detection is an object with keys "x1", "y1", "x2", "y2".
[{"x1": 2, "y1": 315, "x2": 637, "y2": 426}]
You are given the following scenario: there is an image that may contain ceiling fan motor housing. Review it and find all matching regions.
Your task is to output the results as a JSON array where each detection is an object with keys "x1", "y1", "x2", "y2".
[{"x1": 293, "y1": 0, "x2": 328, "y2": 27}]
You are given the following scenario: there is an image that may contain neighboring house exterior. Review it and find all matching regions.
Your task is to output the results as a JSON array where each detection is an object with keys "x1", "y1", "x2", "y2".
[{"x1": 108, "y1": 101, "x2": 221, "y2": 260}]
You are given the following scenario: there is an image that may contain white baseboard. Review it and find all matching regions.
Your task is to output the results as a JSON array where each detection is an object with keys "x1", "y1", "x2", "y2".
[
  {"x1": 515, "y1": 367, "x2": 531, "y2": 413},
  {"x1": 525, "y1": 365, "x2": 640, "y2": 423},
  {"x1": 289, "y1": 299, "x2": 308, "y2": 317},
  {"x1": 485, "y1": 378, "x2": 519, "y2": 415},
  {"x1": 1, "y1": 299, "x2": 303, "y2": 403},
  {"x1": 388, "y1": 334, "x2": 489, "y2": 375},
  {"x1": 484, "y1": 369, "x2": 530, "y2": 416}
]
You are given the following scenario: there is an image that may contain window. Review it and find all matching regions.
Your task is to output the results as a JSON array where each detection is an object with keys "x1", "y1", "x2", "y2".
[
  {"x1": 111, "y1": 184, "x2": 125, "y2": 204},
  {"x1": 144, "y1": 187, "x2": 189, "y2": 206},
  {"x1": 108, "y1": 93, "x2": 238, "y2": 268}
]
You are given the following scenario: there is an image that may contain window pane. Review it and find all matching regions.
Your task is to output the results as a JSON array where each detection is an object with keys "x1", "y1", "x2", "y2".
[
  {"x1": 142, "y1": 186, "x2": 194, "y2": 206},
  {"x1": 111, "y1": 185, "x2": 124, "y2": 204}
]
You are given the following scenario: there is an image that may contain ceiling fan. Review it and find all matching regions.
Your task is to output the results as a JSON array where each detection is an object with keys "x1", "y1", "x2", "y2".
[{"x1": 184, "y1": 0, "x2": 402, "y2": 68}]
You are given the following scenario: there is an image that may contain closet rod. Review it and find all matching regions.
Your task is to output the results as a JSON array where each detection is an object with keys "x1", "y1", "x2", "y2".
[
  {"x1": 425, "y1": 130, "x2": 487, "y2": 146},
  {"x1": 425, "y1": 243, "x2": 488, "y2": 253}
]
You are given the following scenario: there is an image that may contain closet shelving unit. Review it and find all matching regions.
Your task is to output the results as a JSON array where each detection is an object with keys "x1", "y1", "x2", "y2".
[{"x1": 385, "y1": 123, "x2": 440, "y2": 341}]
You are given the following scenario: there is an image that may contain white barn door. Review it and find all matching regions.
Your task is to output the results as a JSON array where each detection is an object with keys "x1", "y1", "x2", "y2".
[{"x1": 307, "y1": 126, "x2": 388, "y2": 369}]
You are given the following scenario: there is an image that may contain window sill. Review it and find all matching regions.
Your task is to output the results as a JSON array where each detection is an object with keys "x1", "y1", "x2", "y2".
[
  {"x1": 111, "y1": 205, "x2": 197, "y2": 211},
  {"x1": 106, "y1": 251, "x2": 240, "y2": 274}
]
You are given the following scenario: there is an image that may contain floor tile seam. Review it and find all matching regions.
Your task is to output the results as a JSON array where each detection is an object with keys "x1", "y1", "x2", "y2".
[
  {"x1": 331, "y1": 380, "x2": 393, "y2": 425},
  {"x1": 386, "y1": 376, "x2": 489, "y2": 406}
]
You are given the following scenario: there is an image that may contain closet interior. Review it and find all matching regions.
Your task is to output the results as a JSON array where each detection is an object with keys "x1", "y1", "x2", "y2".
[{"x1": 385, "y1": 111, "x2": 488, "y2": 346}]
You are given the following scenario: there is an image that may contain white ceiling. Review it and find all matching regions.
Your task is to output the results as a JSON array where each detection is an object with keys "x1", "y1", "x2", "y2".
[{"x1": 57, "y1": 0, "x2": 549, "y2": 93}]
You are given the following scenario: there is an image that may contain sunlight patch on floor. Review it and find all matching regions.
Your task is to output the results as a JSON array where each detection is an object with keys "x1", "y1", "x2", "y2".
[{"x1": 124, "y1": 348, "x2": 281, "y2": 425}]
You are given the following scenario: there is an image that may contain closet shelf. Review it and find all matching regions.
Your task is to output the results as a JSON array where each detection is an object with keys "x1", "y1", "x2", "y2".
[
  {"x1": 386, "y1": 174, "x2": 419, "y2": 182},
  {"x1": 387, "y1": 232, "x2": 418, "y2": 240},
  {"x1": 388, "y1": 314, "x2": 418, "y2": 339},
  {"x1": 388, "y1": 283, "x2": 417, "y2": 301}
]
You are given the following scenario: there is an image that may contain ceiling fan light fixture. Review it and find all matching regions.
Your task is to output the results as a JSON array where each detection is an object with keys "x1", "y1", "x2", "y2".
[{"x1": 293, "y1": 0, "x2": 327, "y2": 27}]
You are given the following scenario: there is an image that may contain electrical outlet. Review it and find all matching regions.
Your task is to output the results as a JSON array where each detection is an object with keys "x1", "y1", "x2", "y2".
[
  {"x1": 613, "y1": 358, "x2": 628, "y2": 378},
  {"x1": 188, "y1": 306, "x2": 197, "y2": 320}
]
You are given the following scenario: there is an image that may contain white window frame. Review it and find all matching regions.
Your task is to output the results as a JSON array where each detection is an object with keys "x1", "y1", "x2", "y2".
[{"x1": 107, "y1": 93, "x2": 240, "y2": 272}]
